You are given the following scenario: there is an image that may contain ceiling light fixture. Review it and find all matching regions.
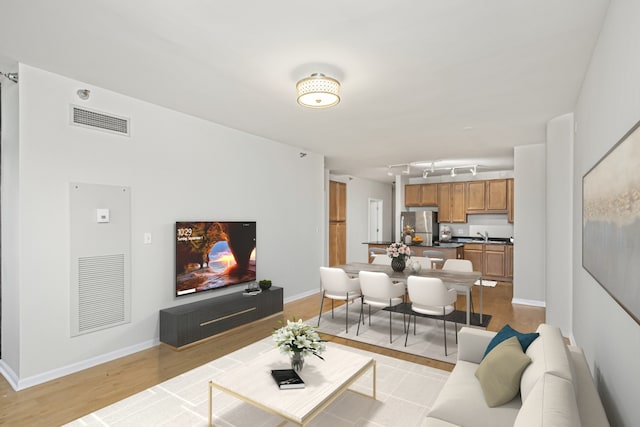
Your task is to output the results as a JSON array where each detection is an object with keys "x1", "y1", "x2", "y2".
[
  {"x1": 470, "y1": 166, "x2": 477, "y2": 176},
  {"x1": 296, "y1": 73, "x2": 340, "y2": 108},
  {"x1": 450, "y1": 168, "x2": 456, "y2": 177},
  {"x1": 422, "y1": 169, "x2": 429, "y2": 178}
]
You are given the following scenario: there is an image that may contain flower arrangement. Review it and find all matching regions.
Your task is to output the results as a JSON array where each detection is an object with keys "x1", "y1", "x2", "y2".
[
  {"x1": 403, "y1": 224, "x2": 415, "y2": 236},
  {"x1": 272, "y1": 318, "x2": 326, "y2": 360},
  {"x1": 387, "y1": 242, "x2": 412, "y2": 261}
]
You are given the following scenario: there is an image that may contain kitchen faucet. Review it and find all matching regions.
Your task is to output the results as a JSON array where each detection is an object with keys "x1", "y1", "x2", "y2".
[{"x1": 476, "y1": 231, "x2": 489, "y2": 242}]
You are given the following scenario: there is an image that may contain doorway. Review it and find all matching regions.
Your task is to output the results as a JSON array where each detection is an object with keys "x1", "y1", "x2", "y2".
[{"x1": 368, "y1": 198, "x2": 383, "y2": 242}]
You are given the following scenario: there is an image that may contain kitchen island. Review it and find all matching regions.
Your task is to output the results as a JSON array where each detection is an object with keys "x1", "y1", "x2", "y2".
[{"x1": 364, "y1": 241, "x2": 464, "y2": 266}]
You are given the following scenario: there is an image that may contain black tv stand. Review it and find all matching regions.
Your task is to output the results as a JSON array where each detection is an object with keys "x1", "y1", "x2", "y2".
[{"x1": 159, "y1": 286, "x2": 283, "y2": 349}]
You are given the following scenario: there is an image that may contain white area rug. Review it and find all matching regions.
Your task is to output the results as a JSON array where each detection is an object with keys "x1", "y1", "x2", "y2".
[
  {"x1": 65, "y1": 337, "x2": 449, "y2": 427},
  {"x1": 475, "y1": 280, "x2": 497, "y2": 287},
  {"x1": 310, "y1": 301, "x2": 462, "y2": 365}
]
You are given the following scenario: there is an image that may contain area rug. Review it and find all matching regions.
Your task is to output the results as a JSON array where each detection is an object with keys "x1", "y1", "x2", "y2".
[
  {"x1": 310, "y1": 301, "x2": 491, "y2": 365},
  {"x1": 65, "y1": 337, "x2": 449, "y2": 427},
  {"x1": 475, "y1": 279, "x2": 497, "y2": 287}
]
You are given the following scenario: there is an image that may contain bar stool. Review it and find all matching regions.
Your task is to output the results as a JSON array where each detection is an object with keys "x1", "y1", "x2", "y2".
[{"x1": 423, "y1": 250, "x2": 446, "y2": 269}]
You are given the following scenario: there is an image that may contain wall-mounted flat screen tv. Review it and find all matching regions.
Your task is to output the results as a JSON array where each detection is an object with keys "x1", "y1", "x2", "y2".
[{"x1": 175, "y1": 221, "x2": 256, "y2": 297}]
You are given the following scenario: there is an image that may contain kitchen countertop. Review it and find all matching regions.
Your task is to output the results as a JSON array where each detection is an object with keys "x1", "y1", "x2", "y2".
[{"x1": 364, "y1": 237, "x2": 513, "y2": 247}]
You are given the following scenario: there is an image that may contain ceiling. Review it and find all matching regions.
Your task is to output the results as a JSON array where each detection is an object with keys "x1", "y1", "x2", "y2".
[{"x1": 0, "y1": 1, "x2": 610, "y2": 182}]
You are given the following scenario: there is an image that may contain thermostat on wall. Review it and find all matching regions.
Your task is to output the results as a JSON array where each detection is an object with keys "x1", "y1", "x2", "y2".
[{"x1": 96, "y1": 208, "x2": 110, "y2": 223}]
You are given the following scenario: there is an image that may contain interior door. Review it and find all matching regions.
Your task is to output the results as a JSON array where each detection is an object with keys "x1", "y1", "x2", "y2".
[{"x1": 368, "y1": 199, "x2": 383, "y2": 241}]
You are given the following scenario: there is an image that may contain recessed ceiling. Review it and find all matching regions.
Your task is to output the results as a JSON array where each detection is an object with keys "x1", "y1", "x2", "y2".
[{"x1": 0, "y1": 1, "x2": 610, "y2": 182}]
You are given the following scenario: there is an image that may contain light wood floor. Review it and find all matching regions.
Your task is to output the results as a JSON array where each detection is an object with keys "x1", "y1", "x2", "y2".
[{"x1": 0, "y1": 282, "x2": 544, "y2": 426}]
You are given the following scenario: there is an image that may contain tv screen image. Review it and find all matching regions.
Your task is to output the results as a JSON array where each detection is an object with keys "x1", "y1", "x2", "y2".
[{"x1": 175, "y1": 221, "x2": 256, "y2": 296}]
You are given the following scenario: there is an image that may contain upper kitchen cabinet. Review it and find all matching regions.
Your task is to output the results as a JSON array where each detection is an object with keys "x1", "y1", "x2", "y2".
[
  {"x1": 405, "y1": 184, "x2": 438, "y2": 207},
  {"x1": 507, "y1": 178, "x2": 514, "y2": 223},
  {"x1": 436, "y1": 183, "x2": 451, "y2": 222},
  {"x1": 329, "y1": 181, "x2": 346, "y2": 222},
  {"x1": 437, "y1": 182, "x2": 466, "y2": 223},
  {"x1": 451, "y1": 182, "x2": 466, "y2": 222},
  {"x1": 466, "y1": 179, "x2": 508, "y2": 213}
]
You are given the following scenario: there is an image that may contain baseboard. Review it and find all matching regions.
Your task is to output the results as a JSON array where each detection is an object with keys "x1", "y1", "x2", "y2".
[
  {"x1": 511, "y1": 297, "x2": 546, "y2": 308},
  {"x1": 0, "y1": 359, "x2": 20, "y2": 390},
  {"x1": 284, "y1": 287, "x2": 320, "y2": 304},
  {"x1": 2, "y1": 338, "x2": 159, "y2": 391}
]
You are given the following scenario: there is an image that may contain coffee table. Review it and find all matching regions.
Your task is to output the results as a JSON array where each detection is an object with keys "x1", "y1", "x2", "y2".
[{"x1": 208, "y1": 344, "x2": 376, "y2": 426}]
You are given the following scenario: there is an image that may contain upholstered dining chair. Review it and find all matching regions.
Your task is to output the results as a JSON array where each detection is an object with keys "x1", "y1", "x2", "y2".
[
  {"x1": 369, "y1": 247, "x2": 387, "y2": 256},
  {"x1": 442, "y1": 259, "x2": 475, "y2": 314},
  {"x1": 422, "y1": 250, "x2": 446, "y2": 268},
  {"x1": 371, "y1": 254, "x2": 389, "y2": 265},
  {"x1": 409, "y1": 256, "x2": 433, "y2": 271},
  {"x1": 357, "y1": 270, "x2": 406, "y2": 343},
  {"x1": 318, "y1": 267, "x2": 362, "y2": 333},
  {"x1": 404, "y1": 276, "x2": 458, "y2": 356}
]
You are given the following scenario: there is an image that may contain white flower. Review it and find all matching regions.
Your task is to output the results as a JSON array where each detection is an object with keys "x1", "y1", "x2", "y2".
[{"x1": 272, "y1": 318, "x2": 326, "y2": 359}]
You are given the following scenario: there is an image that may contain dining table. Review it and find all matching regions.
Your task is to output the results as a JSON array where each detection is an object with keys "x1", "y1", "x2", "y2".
[{"x1": 334, "y1": 262, "x2": 484, "y2": 326}]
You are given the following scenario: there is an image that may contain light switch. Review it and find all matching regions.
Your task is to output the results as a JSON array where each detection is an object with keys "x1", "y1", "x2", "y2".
[
  {"x1": 144, "y1": 233, "x2": 152, "y2": 244},
  {"x1": 96, "y1": 208, "x2": 110, "y2": 223}
]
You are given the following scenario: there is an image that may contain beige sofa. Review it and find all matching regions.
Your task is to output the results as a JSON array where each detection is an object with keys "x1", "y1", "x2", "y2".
[{"x1": 424, "y1": 324, "x2": 609, "y2": 426}]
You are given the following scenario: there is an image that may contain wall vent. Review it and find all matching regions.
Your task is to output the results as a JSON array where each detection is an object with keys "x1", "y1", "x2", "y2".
[
  {"x1": 77, "y1": 254, "x2": 126, "y2": 333},
  {"x1": 70, "y1": 105, "x2": 130, "y2": 136}
]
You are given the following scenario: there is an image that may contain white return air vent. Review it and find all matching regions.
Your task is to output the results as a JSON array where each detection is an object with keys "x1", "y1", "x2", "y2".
[{"x1": 70, "y1": 105, "x2": 130, "y2": 136}]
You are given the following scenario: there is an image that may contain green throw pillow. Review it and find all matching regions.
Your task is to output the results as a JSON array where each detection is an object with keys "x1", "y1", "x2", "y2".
[
  {"x1": 475, "y1": 336, "x2": 532, "y2": 407},
  {"x1": 483, "y1": 324, "x2": 539, "y2": 359}
]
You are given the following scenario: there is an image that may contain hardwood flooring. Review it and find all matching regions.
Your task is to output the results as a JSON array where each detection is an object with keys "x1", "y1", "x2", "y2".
[{"x1": 0, "y1": 282, "x2": 544, "y2": 426}]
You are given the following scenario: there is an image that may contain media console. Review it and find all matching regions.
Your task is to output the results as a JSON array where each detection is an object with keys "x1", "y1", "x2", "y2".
[{"x1": 160, "y1": 286, "x2": 283, "y2": 349}]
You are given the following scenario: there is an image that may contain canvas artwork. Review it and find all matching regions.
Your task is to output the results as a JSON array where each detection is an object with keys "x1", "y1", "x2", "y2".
[{"x1": 583, "y1": 120, "x2": 640, "y2": 324}]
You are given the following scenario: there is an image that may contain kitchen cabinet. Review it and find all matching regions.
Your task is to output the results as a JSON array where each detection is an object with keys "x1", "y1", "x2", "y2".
[
  {"x1": 451, "y1": 182, "x2": 466, "y2": 222},
  {"x1": 484, "y1": 244, "x2": 506, "y2": 278},
  {"x1": 463, "y1": 243, "x2": 483, "y2": 273},
  {"x1": 329, "y1": 181, "x2": 346, "y2": 266},
  {"x1": 404, "y1": 184, "x2": 438, "y2": 207},
  {"x1": 466, "y1": 179, "x2": 508, "y2": 213},
  {"x1": 329, "y1": 181, "x2": 346, "y2": 222},
  {"x1": 507, "y1": 178, "x2": 514, "y2": 223},
  {"x1": 436, "y1": 183, "x2": 451, "y2": 222},
  {"x1": 329, "y1": 222, "x2": 346, "y2": 266},
  {"x1": 463, "y1": 243, "x2": 513, "y2": 281},
  {"x1": 436, "y1": 183, "x2": 466, "y2": 223}
]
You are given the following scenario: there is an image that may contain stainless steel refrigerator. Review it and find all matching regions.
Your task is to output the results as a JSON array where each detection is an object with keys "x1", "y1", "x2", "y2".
[{"x1": 400, "y1": 211, "x2": 439, "y2": 246}]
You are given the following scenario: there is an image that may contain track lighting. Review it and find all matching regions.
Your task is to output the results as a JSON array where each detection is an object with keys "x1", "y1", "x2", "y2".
[
  {"x1": 422, "y1": 170, "x2": 429, "y2": 178},
  {"x1": 450, "y1": 168, "x2": 456, "y2": 177},
  {"x1": 0, "y1": 71, "x2": 18, "y2": 83},
  {"x1": 77, "y1": 89, "x2": 91, "y2": 100}
]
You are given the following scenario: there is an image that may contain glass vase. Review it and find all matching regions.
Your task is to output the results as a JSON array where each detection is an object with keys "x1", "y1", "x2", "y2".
[{"x1": 290, "y1": 351, "x2": 304, "y2": 372}]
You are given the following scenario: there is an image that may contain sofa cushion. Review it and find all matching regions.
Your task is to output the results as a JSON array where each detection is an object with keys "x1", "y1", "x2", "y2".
[
  {"x1": 483, "y1": 324, "x2": 539, "y2": 359},
  {"x1": 429, "y1": 360, "x2": 521, "y2": 427},
  {"x1": 514, "y1": 373, "x2": 581, "y2": 427},
  {"x1": 475, "y1": 336, "x2": 532, "y2": 407},
  {"x1": 520, "y1": 324, "x2": 575, "y2": 403}
]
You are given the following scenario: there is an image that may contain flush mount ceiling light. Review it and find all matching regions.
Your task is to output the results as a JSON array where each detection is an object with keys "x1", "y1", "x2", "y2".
[{"x1": 296, "y1": 73, "x2": 340, "y2": 108}]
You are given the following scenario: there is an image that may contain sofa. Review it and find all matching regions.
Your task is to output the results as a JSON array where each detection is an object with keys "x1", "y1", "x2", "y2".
[{"x1": 423, "y1": 324, "x2": 609, "y2": 426}]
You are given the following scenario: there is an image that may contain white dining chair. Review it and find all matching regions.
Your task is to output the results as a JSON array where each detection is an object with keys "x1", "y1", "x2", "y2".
[
  {"x1": 409, "y1": 256, "x2": 433, "y2": 271},
  {"x1": 371, "y1": 254, "x2": 389, "y2": 265},
  {"x1": 318, "y1": 267, "x2": 362, "y2": 333},
  {"x1": 404, "y1": 276, "x2": 458, "y2": 356},
  {"x1": 442, "y1": 259, "x2": 475, "y2": 314},
  {"x1": 423, "y1": 250, "x2": 446, "y2": 268},
  {"x1": 357, "y1": 270, "x2": 406, "y2": 343}
]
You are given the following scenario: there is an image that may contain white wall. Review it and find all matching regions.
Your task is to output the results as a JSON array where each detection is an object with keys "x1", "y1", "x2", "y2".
[
  {"x1": 545, "y1": 113, "x2": 574, "y2": 334},
  {"x1": 0, "y1": 70, "x2": 20, "y2": 383},
  {"x1": 571, "y1": 0, "x2": 640, "y2": 424},
  {"x1": 1, "y1": 64, "x2": 325, "y2": 389},
  {"x1": 513, "y1": 144, "x2": 546, "y2": 306}
]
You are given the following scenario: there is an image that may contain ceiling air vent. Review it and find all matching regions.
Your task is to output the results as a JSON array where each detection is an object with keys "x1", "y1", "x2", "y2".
[{"x1": 70, "y1": 105, "x2": 130, "y2": 136}]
